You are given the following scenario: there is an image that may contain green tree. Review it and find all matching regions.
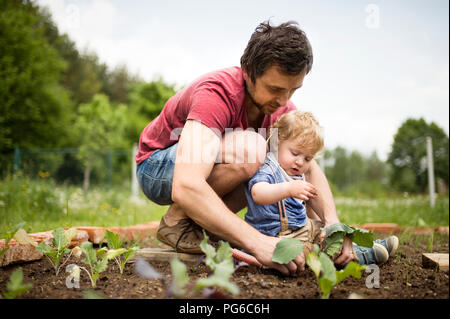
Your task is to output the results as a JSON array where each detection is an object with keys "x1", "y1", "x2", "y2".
[
  {"x1": 103, "y1": 64, "x2": 141, "y2": 104},
  {"x1": 388, "y1": 118, "x2": 449, "y2": 193},
  {"x1": 73, "y1": 94, "x2": 127, "y2": 193},
  {"x1": 0, "y1": 0, "x2": 73, "y2": 173},
  {"x1": 126, "y1": 79, "x2": 176, "y2": 145}
]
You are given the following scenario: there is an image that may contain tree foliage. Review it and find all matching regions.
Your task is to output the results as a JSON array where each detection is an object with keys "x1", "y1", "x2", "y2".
[
  {"x1": 0, "y1": 0, "x2": 73, "y2": 159},
  {"x1": 388, "y1": 118, "x2": 449, "y2": 193},
  {"x1": 73, "y1": 94, "x2": 127, "y2": 192},
  {"x1": 0, "y1": 0, "x2": 174, "y2": 183},
  {"x1": 323, "y1": 147, "x2": 390, "y2": 197}
]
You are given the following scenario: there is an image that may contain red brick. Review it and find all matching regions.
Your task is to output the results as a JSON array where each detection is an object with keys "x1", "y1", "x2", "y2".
[
  {"x1": 0, "y1": 230, "x2": 88, "y2": 267},
  {"x1": 437, "y1": 227, "x2": 449, "y2": 236},
  {"x1": 77, "y1": 221, "x2": 160, "y2": 244},
  {"x1": 359, "y1": 223, "x2": 401, "y2": 233}
]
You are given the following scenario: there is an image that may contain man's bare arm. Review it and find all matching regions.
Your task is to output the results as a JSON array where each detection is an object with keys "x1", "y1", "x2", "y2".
[
  {"x1": 305, "y1": 159, "x2": 354, "y2": 266},
  {"x1": 171, "y1": 120, "x2": 303, "y2": 275}
]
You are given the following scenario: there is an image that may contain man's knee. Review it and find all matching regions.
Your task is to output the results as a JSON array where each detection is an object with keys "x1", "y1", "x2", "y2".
[
  {"x1": 219, "y1": 130, "x2": 266, "y2": 178},
  {"x1": 220, "y1": 129, "x2": 266, "y2": 161}
]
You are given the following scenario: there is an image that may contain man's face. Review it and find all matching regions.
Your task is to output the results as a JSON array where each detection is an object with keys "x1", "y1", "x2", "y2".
[{"x1": 244, "y1": 65, "x2": 307, "y2": 114}]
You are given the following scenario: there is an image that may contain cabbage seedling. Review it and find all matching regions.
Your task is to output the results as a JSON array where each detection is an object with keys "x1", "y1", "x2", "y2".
[
  {"x1": 1, "y1": 268, "x2": 32, "y2": 299},
  {"x1": 194, "y1": 231, "x2": 240, "y2": 296},
  {"x1": 305, "y1": 245, "x2": 366, "y2": 298},
  {"x1": 80, "y1": 241, "x2": 125, "y2": 287},
  {"x1": 36, "y1": 227, "x2": 78, "y2": 275},
  {"x1": 134, "y1": 231, "x2": 239, "y2": 298},
  {"x1": 273, "y1": 239, "x2": 366, "y2": 299},
  {"x1": 103, "y1": 230, "x2": 139, "y2": 274}
]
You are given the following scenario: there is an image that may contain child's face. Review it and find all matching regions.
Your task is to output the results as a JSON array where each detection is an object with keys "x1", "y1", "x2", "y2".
[{"x1": 277, "y1": 137, "x2": 316, "y2": 176}]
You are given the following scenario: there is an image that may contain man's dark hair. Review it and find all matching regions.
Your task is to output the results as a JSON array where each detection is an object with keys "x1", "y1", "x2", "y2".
[{"x1": 240, "y1": 20, "x2": 313, "y2": 83}]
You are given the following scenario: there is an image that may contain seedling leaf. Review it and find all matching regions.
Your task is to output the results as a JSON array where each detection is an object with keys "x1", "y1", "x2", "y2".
[
  {"x1": 306, "y1": 251, "x2": 321, "y2": 277},
  {"x1": 200, "y1": 231, "x2": 217, "y2": 270},
  {"x1": 3, "y1": 268, "x2": 31, "y2": 299},
  {"x1": 272, "y1": 238, "x2": 304, "y2": 264},
  {"x1": 196, "y1": 273, "x2": 240, "y2": 295},
  {"x1": 336, "y1": 261, "x2": 366, "y2": 284},
  {"x1": 170, "y1": 258, "x2": 189, "y2": 298},
  {"x1": 13, "y1": 229, "x2": 37, "y2": 247},
  {"x1": 104, "y1": 230, "x2": 122, "y2": 250}
]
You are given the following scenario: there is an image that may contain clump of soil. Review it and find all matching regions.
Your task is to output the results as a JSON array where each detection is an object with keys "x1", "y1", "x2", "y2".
[{"x1": 0, "y1": 233, "x2": 448, "y2": 299}]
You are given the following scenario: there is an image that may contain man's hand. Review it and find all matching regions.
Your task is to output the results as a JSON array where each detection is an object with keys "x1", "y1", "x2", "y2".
[
  {"x1": 333, "y1": 236, "x2": 354, "y2": 267},
  {"x1": 252, "y1": 235, "x2": 305, "y2": 276}
]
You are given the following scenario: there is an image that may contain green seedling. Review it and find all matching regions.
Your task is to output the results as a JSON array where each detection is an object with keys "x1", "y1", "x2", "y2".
[
  {"x1": 307, "y1": 245, "x2": 366, "y2": 298},
  {"x1": 79, "y1": 241, "x2": 125, "y2": 287},
  {"x1": 427, "y1": 231, "x2": 434, "y2": 253},
  {"x1": 36, "y1": 227, "x2": 78, "y2": 275},
  {"x1": 103, "y1": 230, "x2": 139, "y2": 274},
  {"x1": 0, "y1": 222, "x2": 29, "y2": 259},
  {"x1": 194, "y1": 231, "x2": 240, "y2": 296},
  {"x1": 1, "y1": 268, "x2": 32, "y2": 299},
  {"x1": 134, "y1": 231, "x2": 239, "y2": 298},
  {"x1": 273, "y1": 239, "x2": 366, "y2": 299}
]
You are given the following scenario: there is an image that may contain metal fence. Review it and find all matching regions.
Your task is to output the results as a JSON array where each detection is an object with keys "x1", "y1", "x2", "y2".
[{"x1": 12, "y1": 145, "x2": 138, "y2": 192}]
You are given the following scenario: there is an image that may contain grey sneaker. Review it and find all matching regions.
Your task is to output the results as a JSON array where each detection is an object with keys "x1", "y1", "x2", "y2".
[
  {"x1": 156, "y1": 217, "x2": 219, "y2": 254},
  {"x1": 353, "y1": 243, "x2": 389, "y2": 265},
  {"x1": 375, "y1": 235, "x2": 399, "y2": 257}
]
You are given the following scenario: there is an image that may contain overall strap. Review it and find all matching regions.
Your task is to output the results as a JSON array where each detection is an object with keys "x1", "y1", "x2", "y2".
[{"x1": 264, "y1": 162, "x2": 290, "y2": 235}]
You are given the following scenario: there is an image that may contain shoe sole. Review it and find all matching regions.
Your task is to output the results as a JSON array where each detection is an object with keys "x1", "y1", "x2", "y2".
[
  {"x1": 156, "y1": 231, "x2": 203, "y2": 254},
  {"x1": 388, "y1": 236, "x2": 399, "y2": 257},
  {"x1": 373, "y1": 243, "x2": 389, "y2": 264}
]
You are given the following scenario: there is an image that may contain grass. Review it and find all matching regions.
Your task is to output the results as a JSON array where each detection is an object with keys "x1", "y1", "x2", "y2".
[
  {"x1": 1, "y1": 175, "x2": 449, "y2": 235},
  {"x1": 334, "y1": 195, "x2": 449, "y2": 227},
  {"x1": 0, "y1": 175, "x2": 168, "y2": 234}
]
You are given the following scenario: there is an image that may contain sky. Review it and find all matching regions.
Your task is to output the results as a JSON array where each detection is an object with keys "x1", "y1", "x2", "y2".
[{"x1": 36, "y1": 0, "x2": 449, "y2": 161}]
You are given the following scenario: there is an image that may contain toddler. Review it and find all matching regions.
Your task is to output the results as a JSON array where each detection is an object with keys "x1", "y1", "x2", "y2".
[{"x1": 244, "y1": 111, "x2": 398, "y2": 265}]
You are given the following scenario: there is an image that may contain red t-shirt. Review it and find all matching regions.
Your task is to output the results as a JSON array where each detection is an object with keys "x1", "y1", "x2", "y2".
[{"x1": 135, "y1": 66, "x2": 297, "y2": 165}]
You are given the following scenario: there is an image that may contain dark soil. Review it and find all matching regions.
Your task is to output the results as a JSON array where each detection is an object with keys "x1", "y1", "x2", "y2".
[{"x1": 1, "y1": 233, "x2": 448, "y2": 299}]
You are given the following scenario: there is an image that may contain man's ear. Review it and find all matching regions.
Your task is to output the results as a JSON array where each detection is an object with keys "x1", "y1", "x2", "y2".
[{"x1": 242, "y1": 70, "x2": 249, "y2": 82}]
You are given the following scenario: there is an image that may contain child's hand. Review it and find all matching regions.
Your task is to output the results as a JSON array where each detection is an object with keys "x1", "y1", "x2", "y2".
[{"x1": 288, "y1": 180, "x2": 318, "y2": 201}]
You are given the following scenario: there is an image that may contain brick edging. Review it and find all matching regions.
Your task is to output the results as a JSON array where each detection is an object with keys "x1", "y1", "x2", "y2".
[{"x1": 1, "y1": 222, "x2": 448, "y2": 267}]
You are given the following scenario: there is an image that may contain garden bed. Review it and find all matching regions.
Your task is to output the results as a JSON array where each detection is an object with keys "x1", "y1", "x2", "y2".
[{"x1": 0, "y1": 233, "x2": 448, "y2": 299}]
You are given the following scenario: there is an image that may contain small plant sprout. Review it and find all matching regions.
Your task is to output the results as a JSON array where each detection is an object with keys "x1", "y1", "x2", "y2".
[
  {"x1": 79, "y1": 241, "x2": 125, "y2": 288},
  {"x1": 169, "y1": 257, "x2": 190, "y2": 298},
  {"x1": 36, "y1": 227, "x2": 78, "y2": 275},
  {"x1": 273, "y1": 238, "x2": 366, "y2": 299},
  {"x1": 306, "y1": 245, "x2": 366, "y2": 299},
  {"x1": 103, "y1": 230, "x2": 139, "y2": 274},
  {"x1": 134, "y1": 231, "x2": 239, "y2": 298},
  {"x1": 1, "y1": 268, "x2": 32, "y2": 299},
  {"x1": 428, "y1": 231, "x2": 434, "y2": 253},
  {"x1": 194, "y1": 231, "x2": 240, "y2": 296}
]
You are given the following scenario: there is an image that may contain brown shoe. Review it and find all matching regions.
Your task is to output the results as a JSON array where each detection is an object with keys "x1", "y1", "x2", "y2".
[{"x1": 156, "y1": 217, "x2": 220, "y2": 254}]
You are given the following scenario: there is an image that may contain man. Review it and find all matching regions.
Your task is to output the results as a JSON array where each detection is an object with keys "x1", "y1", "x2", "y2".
[{"x1": 135, "y1": 20, "x2": 354, "y2": 275}]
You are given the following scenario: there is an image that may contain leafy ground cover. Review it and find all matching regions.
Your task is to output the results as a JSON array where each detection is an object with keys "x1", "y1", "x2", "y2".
[{"x1": 0, "y1": 232, "x2": 448, "y2": 299}]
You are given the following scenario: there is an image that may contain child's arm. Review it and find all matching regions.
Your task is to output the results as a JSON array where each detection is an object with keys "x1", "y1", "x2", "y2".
[
  {"x1": 251, "y1": 181, "x2": 291, "y2": 205},
  {"x1": 251, "y1": 180, "x2": 318, "y2": 205}
]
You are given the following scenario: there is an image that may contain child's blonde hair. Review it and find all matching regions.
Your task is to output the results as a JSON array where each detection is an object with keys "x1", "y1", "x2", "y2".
[{"x1": 269, "y1": 110, "x2": 324, "y2": 155}]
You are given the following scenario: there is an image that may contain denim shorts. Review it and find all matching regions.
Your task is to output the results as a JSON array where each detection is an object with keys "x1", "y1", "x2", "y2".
[{"x1": 136, "y1": 143, "x2": 178, "y2": 205}]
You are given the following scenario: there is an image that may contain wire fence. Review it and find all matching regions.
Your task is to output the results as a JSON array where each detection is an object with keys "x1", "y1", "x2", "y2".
[{"x1": 12, "y1": 145, "x2": 138, "y2": 191}]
